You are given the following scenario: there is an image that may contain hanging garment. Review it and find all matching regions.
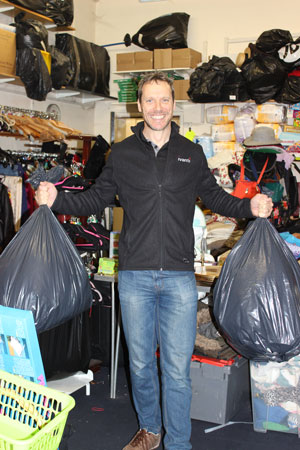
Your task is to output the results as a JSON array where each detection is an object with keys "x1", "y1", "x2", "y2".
[
  {"x1": 0, "y1": 181, "x2": 15, "y2": 252},
  {"x1": 2, "y1": 176, "x2": 23, "y2": 231}
]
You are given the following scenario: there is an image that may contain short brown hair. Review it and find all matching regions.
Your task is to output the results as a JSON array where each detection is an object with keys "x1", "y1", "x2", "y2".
[{"x1": 137, "y1": 71, "x2": 175, "y2": 102}]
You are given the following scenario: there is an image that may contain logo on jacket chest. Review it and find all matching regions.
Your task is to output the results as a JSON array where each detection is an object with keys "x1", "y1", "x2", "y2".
[{"x1": 177, "y1": 156, "x2": 191, "y2": 163}]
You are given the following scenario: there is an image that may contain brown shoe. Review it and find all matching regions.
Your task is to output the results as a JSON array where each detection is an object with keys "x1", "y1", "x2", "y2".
[{"x1": 123, "y1": 429, "x2": 161, "y2": 449}]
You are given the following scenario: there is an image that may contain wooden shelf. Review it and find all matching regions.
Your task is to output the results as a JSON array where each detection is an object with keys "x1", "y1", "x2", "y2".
[
  {"x1": 0, "y1": 0, "x2": 75, "y2": 31},
  {"x1": 0, "y1": 71, "x2": 22, "y2": 85}
]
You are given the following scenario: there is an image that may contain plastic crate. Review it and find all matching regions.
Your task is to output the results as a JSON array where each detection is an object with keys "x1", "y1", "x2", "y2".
[
  {"x1": 250, "y1": 356, "x2": 300, "y2": 436},
  {"x1": 0, "y1": 369, "x2": 75, "y2": 450},
  {"x1": 190, "y1": 355, "x2": 250, "y2": 424}
]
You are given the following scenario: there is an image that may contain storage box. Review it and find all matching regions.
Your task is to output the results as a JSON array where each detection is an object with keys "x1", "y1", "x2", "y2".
[
  {"x1": 116, "y1": 51, "x2": 153, "y2": 71},
  {"x1": 154, "y1": 48, "x2": 172, "y2": 69},
  {"x1": 172, "y1": 48, "x2": 202, "y2": 68},
  {"x1": 116, "y1": 52, "x2": 136, "y2": 71},
  {"x1": 250, "y1": 356, "x2": 300, "y2": 436},
  {"x1": 134, "y1": 51, "x2": 153, "y2": 70},
  {"x1": 190, "y1": 355, "x2": 250, "y2": 424},
  {"x1": 0, "y1": 28, "x2": 16, "y2": 76},
  {"x1": 173, "y1": 79, "x2": 190, "y2": 100}
]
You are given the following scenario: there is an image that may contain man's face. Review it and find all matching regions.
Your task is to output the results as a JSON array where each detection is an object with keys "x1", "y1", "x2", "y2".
[{"x1": 138, "y1": 80, "x2": 175, "y2": 132}]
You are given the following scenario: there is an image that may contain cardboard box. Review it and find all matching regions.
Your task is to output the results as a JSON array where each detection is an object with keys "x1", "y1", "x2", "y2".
[
  {"x1": 173, "y1": 79, "x2": 190, "y2": 100},
  {"x1": 190, "y1": 355, "x2": 250, "y2": 424},
  {"x1": 116, "y1": 52, "x2": 135, "y2": 71},
  {"x1": 172, "y1": 48, "x2": 202, "y2": 69},
  {"x1": 0, "y1": 28, "x2": 16, "y2": 76},
  {"x1": 116, "y1": 51, "x2": 153, "y2": 71},
  {"x1": 134, "y1": 51, "x2": 153, "y2": 70},
  {"x1": 154, "y1": 48, "x2": 172, "y2": 69}
]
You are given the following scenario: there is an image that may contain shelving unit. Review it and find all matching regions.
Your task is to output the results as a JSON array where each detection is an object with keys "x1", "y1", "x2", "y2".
[
  {"x1": 0, "y1": 0, "x2": 75, "y2": 31},
  {"x1": 0, "y1": 1, "x2": 116, "y2": 105}
]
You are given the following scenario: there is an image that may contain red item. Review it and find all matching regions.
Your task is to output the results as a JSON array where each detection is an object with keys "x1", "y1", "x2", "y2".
[{"x1": 231, "y1": 157, "x2": 269, "y2": 199}]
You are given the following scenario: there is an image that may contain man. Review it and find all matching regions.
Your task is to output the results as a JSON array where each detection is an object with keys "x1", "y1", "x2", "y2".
[{"x1": 36, "y1": 72, "x2": 272, "y2": 450}]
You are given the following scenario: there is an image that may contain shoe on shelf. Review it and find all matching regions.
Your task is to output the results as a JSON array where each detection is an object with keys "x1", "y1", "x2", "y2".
[{"x1": 123, "y1": 429, "x2": 161, "y2": 450}]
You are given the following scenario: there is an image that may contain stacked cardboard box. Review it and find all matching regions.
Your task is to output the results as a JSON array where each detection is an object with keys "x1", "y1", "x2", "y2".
[
  {"x1": 116, "y1": 48, "x2": 201, "y2": 72},
  {"x1": 0, "y1": 27, "x2": 16, "y2": 76},
  {"x1": 154, "y1": 48, "x2": 202, "y2": 69},
  {"x1": 116, "y1": 51, "x2": 153, "y2": 71}
]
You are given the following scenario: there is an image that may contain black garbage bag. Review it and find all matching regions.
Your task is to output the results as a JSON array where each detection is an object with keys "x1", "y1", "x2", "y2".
[
  {"x1": 49, "y1": 45, "x2": 74, "y2": 90},
  {"x1": 131, "y1": 12, "x2": 189, "y2": 50},
  {"x1": 255, "y1": 29, "x2": 293, "y2": 55},
  {"x1": 9, "y1": 0, "x2": 74, "y2": 26},
  {"x1": 275, "y1": 69, "x2": 300, "y2": 104},
  {"x1": 16, "y1": 47, "x2": 52, "y2": 100},
  {"x1": 277, "y1": 38, "x2": 300, "y2": 72},
  {"x1": 213, "y1": 218, "x2": 300, "y2": 362},
  {"x1": 241, "y1": 53, "x2": 286, "y2": 104},
  {"x1": 55, "y1": 34, "x2": 110, "y2": 96},
  {"x1": 188, "y1": 55, "x2": 249, "y2": 103},
  {"x1": 14, "y1": 14, "x2": 49, "y2": 51},
  {"x1": 0, "y1": 205, "x2": 93, "y2": 333}
]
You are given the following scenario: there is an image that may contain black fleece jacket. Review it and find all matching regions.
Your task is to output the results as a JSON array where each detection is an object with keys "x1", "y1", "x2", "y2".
[{"x1": 52, "y1": 121, "x2": 254, "y2": 271}]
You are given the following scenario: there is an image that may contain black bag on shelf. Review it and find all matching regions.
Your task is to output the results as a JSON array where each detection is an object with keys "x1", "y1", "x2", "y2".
[
  {"x1": 16, "y1": 47, "x2": 52, "y2": 101},
  {"x1": 213, "y1": 218, "x2": 300, "y2": 362},
  {"x1": 55, "y1": 33, "x2": 110, "y2": 96},
  {"x1": 49, "y1": 45, "x2": 74, "y2": 90},
  {"x1": 0, "y1": 205, "x2": 93, "y2": 334},
  {"x1": 275, "y1": 69, "x2": 300, "y2": 104},
  {"x1": 131, "y1": 12, "x2": 189, "y2": 50},
  {"x1": 241, "y1": 53, "x2": 286, "y2": 104},
  {"x1": 188, "y1": 56, "x2": 249, "y2": 103},
  {"x1": 255, "y1": 29, "x2": 294, "y2": 55},
  {"x1": 14, "y1": 14, "x2": 49, "y2": 51},
  {"x1": 9, "y1": 0, "x2": 74, "y2": 26}
]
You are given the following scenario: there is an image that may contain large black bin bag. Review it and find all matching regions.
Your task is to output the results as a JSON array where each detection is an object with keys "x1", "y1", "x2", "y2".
[
  {"x1": 213, "y1": 218, "x2": 300, "y2": 362},
  {"x1": 0, "y1": 205, "x2": 92, "y2": 333},
  {"x1": 131, "y1": 12, "x2": 189, "y2": 50}
]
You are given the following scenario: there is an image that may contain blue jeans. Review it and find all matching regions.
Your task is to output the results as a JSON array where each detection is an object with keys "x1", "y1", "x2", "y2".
[{"x1": 118, "y1": 270, "x2": 198, "y2": 450}]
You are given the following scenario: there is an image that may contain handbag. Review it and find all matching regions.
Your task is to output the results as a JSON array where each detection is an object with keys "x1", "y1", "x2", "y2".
[{"x1": 231, "y1": 157, "x2": 269, "y2": 199}]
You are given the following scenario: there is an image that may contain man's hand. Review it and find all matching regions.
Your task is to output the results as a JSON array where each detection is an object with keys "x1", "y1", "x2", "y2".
[
  {"x1": 250, "y1": 193, "x2": 273, "y2": 218},
  {"x1": 35, "y1": 181, "x2": 57, "y2": 208}
]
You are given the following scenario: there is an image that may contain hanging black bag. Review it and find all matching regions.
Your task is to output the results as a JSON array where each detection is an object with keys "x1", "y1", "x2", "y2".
[
  {"x1": 213, "y1": 218, "x2": 300, "y2": 362},
  {"x1": 0, "y1": 205, "x2": 92, "y2": 333},
  {"x1": 131, "y1": 12, "x2": 189, "y2": 50}
]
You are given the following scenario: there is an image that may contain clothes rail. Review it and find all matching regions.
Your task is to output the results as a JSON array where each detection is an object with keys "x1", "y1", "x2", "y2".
[
  {"x1": 0, "y1": 105, "x2": 58, "y2": 120},
  {"x1": 4, "y1": 149, "x2": 60, "y2": 159}
]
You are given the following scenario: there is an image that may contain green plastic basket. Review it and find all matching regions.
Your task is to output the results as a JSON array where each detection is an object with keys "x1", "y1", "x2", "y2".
[{"x1": 0, "y1": 370, "x2": 75, "y2": 450}]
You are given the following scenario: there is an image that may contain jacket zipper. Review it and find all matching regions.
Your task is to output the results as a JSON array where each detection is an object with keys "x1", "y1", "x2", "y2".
[{"x1": 158, "y1": 184, "x2": 163, "y2": 270}]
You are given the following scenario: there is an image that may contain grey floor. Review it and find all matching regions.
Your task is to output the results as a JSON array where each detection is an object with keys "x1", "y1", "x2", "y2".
[{"x1": 62, "y1": 364, "x2": 300, "y2": 450}]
